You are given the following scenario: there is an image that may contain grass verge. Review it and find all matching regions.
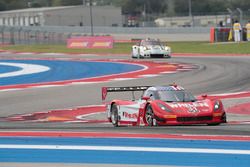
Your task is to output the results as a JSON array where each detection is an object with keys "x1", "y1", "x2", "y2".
[{"x1": 0, "y1": 41, "x2": 250, "y2": 54}]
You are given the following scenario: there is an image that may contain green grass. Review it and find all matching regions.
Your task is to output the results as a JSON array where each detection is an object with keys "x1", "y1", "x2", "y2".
[
  {"x1": 170, "y1": 42, "x2": 250, "y2": 54},
  {"x1": 1, "y1": 41, "x2": 250, "y2": 54},
  {"x1": 0, "y1": 43, "x2": 132, "y2": 54}
]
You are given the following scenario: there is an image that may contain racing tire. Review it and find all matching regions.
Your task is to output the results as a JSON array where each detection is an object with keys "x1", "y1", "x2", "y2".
[
  {"x1": 145, "y1": 104, "x2": 155, "y2": 126},
  {"x1": 207, "y1": 113, "x2": 226, "y2": 126},
  {"x1": 165, "y1": 55, "x2": 171, "y2": 59},
  {"x1": 132, "y1": 56, "x2": 139, "y2": 59},
  {"x1": 111, "y1": 104, "x2": 119, "y2": 127},
  {"x1": 131, "y1": 52, "x2": 141, "y2": 59},
  {"x1": 134, "y1": 55, "x2": 142, "y2": 59},
  {"x1": 131, "y1": 52, "x2": 137, "y2": 59},
  {"x1": 133, "y1": 53, "x2": 144, "y2": 59},
  {"x1": 221, "y1": 112, "x2": 227, "y2": 123},
  {"x1": 207, "y1": 123, "x2": 221, "y2": 126},
  {"x1": 139, "y1": 55, "x2": 144, "y2": 59}
]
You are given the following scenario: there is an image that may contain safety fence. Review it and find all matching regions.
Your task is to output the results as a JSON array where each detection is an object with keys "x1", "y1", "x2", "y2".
[
  {"x1": 0, "y1": 26, "x2": 71, "y2": 45},
  {"x1": 211, "y1": 27, "x2": 249, "y2": 43},
  {"x1": 0, "y1": 26, "x2": 211, "y2": 45}
]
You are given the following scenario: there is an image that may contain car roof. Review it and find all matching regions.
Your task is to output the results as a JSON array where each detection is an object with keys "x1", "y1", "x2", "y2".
[
  {"x1": 147, "y1": 85, "x2": 185, "y2": 91},
  {"x1": 142, "y1": 38, "x2": 159, "y2": 42}
]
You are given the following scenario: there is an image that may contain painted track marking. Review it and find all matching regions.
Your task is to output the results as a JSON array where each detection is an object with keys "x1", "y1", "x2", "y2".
[
  {"x1": 1, "y1": 144, "x2": 250, "y2": 154},
  {"x1": 0, "y1": 62, "x2": 50, "y2": 78},
  {"x1": 0, "y1": 136, "x2": 250, "y2": 166},
  {"x1": 0, "y1": 58, "x2": 196, "y2": 91}
]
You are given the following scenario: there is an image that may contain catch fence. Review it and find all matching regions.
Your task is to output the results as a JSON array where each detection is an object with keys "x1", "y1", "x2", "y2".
[{"x1": 0, "y1": 26, "x2": 210, "y2": 45}]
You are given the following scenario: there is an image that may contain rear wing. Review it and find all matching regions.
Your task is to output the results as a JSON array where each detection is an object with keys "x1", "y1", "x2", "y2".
[{"x1": 102, "y1": 86, "x2": 151, "y2": 101}]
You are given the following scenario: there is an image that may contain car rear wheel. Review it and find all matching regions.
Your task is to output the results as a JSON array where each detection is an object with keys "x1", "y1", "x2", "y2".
[
  {"x1": 207, "y1": 123, "x2": 220, "y2": 126},
  {"x1": 145, "y1": 104, "x2": 155, "y2": 126},
  {"x1": 111, "y1": 104, "x2": 119, "y2": 127},
  {"x1": 133, "y1": 54, "x2": 142, "y2": 59}
]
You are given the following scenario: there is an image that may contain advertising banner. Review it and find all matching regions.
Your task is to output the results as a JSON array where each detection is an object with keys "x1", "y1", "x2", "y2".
[{"x1": 67, "y1": 36, "x2": 114, "y2": 49}]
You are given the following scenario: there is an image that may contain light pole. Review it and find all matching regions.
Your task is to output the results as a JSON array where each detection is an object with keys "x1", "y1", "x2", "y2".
[
  {"x1": 227, "y1": 8, "x2": 233, "y2": 26},
  {"x1": 188, "y1": 0, "x2": 192, "y2": 17},
  {"x1": 236, "y1": 8, "x2": 243, "y2": 25},
  {"x1": 188, "y1": 0, "x2": 193, "y2": 26},
  {"x1": 82, "y1": 0, "x2": 86, "y2": 6},
  {"x1": 236, "y1": 8, "x2": 243, "y2": 41},
  {"x1": 89, "y1": 0, "x2": 94, "y2": 36}
]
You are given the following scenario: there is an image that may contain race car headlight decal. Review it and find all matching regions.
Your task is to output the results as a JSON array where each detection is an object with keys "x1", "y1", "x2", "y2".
[
  {"x1": 157, "y1": 103, "x2": 172, "y2": 112},
  {"x1": 143, "y1": 46, "x2": 149, "y2": 50},
  {"x1": 214, "y1": 101, "x2": 220, "y2": 111}
]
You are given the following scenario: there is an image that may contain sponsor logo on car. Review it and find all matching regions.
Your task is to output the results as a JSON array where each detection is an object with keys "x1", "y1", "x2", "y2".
[
  {"x1": 123, "y1": 112, "x2": 138, "y2": 119},
  {"x1": 168, "y1": 102, "x2": 209, "y2": 109},
  {"x1": 187, "y1": 106, "x2": 199, "y2": 113}
]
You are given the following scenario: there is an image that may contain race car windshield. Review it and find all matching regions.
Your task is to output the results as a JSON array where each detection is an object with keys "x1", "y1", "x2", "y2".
[
  {"x1": 142, "y1": 41, "x2": 162, "y2": 46},
  {"x1": 158, "y1": 90, "x2": 196, "y2": 102}
]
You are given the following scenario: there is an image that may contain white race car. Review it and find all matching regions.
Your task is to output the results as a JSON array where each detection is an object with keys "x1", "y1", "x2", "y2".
[{"x1": 132, "y1": 38, "x2": 171, "y2": 58}]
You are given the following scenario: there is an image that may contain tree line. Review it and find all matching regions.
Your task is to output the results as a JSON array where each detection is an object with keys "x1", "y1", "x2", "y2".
[{"x1": 0, "y1": 0, "x2": 249, "y2": 16}]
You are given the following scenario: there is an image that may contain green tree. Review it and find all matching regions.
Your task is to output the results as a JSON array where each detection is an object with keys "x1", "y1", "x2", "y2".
[
  {"x1": 174, "y1": 0, "x2": 188, "y2": 16},
  {"x1": 4, "y1": 0, "x2": 26, "y2": 10},
  {"x1": 0, "y1": 0, "x2": 7, "y2": 11},
  {"x1": 120, "y1": 0, "x2": 168, "y2": 15},
  {"x1": 51, "y1": 0, "x2": 62, "y2": 6},
  {"x1": 230, "y1": 0, "x2": 250, "y2": 11},
  {"x1": 60, "y1": 0, "x2": 82, "y2": 6},
  {"x1": 192, "y1": 0, "x2": 228, "y2": 14},
  {"x1": 175, "y1": 0, "x2": 230, "y2": 16}
]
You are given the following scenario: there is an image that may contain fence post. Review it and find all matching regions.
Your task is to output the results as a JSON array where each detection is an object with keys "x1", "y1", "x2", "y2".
[
  {"x1": 0, "y1": 26, "x2": 4, "y2": 44},
  {"x1": 18, "y1": 27, "x2": 22, "y2": 44},
  {"x1": 27, "y1": 30, "x2": 31, "y2": 44},
  {"x1": 35, "y1": 30, "x2": 39, "y2": 44},
  {"x1": 10, "y1": 27, "x2": 15, "y2": 45}
]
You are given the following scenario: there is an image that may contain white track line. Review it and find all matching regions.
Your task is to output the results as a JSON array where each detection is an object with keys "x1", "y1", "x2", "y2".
[{"x1": 0, "y1": 145, "x2": 250, "y2": 154}]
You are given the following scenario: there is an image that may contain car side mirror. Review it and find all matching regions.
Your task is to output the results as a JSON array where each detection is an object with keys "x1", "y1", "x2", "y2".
[{"x1": 142, "y1": 96, "x2": 150, "y2": 101}]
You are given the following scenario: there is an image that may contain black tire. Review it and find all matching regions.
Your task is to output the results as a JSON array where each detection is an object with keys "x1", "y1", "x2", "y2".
[
  {"x1": 145, "y1": 104, "x2": 154, "y2": 126},
  {"x1": 207, "y1": 123, "x2": 221, "y2": 126},
  {"x1": 111, "y1": 104, "x2": 119, "y2": 127},
  {"x1": 131, "y1": 52, "x2": 137, "y2": 59},
  {"x1": 136, "y1": 55, "x2": 142, "y2": 59},
  {"x1": 132, "y1": 56, "x2": 136, "y2": 59},
  {"x1": 165, "y1": 55, "x2": 171, "y2": 58},
  {"x1": 221, "y1": 112, "x2": 227, "y2": 123},
  {"x1": 207, "y1": 112, "x2": 226, "y2": 126}
]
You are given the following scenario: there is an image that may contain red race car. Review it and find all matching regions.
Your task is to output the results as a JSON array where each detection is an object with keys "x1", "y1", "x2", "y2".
[{"x1": 102, "y1": 85, "x2": 227, "y2": 127}]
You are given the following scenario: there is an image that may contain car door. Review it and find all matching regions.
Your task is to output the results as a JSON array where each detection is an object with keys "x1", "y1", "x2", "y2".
[{"x1": 119, "y1": 101, "x2": 144, "y2": 122}]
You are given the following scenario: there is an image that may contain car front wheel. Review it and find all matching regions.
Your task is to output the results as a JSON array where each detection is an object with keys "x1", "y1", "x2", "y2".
[{"x1": 145, "y1": 104, "x2": 155, "y2": 126}]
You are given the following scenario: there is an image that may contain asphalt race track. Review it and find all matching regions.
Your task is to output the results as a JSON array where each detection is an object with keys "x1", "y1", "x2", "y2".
[
  {"x1": 0, "y1": 52, "x2": 250, "y2": 166},
  {"x1": 0, "y1": 53, "x2": 249, "y2": 133}
]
